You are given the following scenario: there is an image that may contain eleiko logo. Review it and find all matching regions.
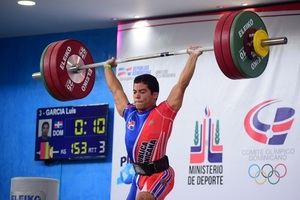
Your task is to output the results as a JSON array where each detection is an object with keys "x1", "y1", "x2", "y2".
[
  {"x1": 244, "y1": 100, "x2": 295, "y2": 145},
  {"x1": 190, "y1": 107, "x2": 223, "y2": 164},
  {"x1": 248, "y1": 163, "x2": 287, "y2": 185},
  {"x1": 11, "y1": 191, "x2": 46, "y2": 200}
]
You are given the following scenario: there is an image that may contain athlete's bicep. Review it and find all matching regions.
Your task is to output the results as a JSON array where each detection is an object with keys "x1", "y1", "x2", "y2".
[
  {"x1": 113, "y1": 89, "x2": 129, "y2": 117},
  {"x1": 166, "y1": 84, "x2": 185, "y2": 111}
]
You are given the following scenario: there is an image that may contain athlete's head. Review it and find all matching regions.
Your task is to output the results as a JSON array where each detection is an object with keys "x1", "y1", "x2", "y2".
[
  {"x1": 134, "y1": 74, "x2": 159, "y2": 93},
  {"x1": 41, "y1": 121, "x2": 50, "y2": 138},
  {"x1": 133, "y1": 74, "x2": 159, "y2": 111}
]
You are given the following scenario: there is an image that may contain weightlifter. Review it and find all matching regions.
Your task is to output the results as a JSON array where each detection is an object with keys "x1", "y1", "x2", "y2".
[{"x1": 104, "y1": 46, "x2": 203, "y2": 200}]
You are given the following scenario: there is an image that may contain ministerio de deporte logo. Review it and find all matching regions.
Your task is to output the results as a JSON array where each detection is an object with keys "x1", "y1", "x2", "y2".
[
  {"x1": 188, "y1": 107, "x2": 224, "y2": 186},
  {"x1": 190, "y1": 107, "x2": 223, "y2": 164},
  {"x1": 243, "y1": 99, "x2": 296, "y2": 185}
]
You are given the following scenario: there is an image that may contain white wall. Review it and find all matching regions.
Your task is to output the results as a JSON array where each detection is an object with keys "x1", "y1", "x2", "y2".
[{"x1": 111, "y1": 7, "x2": 300, "y2": 200}]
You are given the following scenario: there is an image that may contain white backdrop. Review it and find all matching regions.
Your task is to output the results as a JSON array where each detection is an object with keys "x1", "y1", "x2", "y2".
[{"x1": 110, "y1": 8, "x2": 300, "y2": 200}]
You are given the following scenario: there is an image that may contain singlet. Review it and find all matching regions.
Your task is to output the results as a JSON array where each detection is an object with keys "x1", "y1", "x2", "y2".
[{"x1": 123, "y1": 101, "x2": 177, "y2": 163}]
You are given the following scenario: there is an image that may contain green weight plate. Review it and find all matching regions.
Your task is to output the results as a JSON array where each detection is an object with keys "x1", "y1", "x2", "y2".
[
  {"x1": 230, "y1": 11, "x2": 269, "y2": 78},
  {"x1": 221, "y1": 11, "x2": 245, "y2": 79}
]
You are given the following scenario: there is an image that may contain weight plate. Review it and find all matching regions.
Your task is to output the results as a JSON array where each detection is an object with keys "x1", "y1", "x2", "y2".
[
  {"x1": 230, "y1": 11, "x2": 269, "y2": 78},
  {"x1": 41, "y1": 41, "x2": 69, "y2": 100},
  {"x1": 40, "y1": 42, "x2": 55, "y2": 98},
  {"x1": 221, "y1": 11, "x2": 245, "y2": 79},
  {"x1": 214, "y1": 12, "x2": 234, "y2": 79},
  {"x1": 49, "y1": 39, "x2": 95, "y2": 100},
  {"x1": 47, "y1": 41, "x2": 74, "y2": 100}
]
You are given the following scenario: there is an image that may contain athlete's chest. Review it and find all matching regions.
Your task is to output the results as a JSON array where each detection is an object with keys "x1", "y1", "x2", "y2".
[{"x1": 125, "y1": 110, "x2": 163, "y2": 141}]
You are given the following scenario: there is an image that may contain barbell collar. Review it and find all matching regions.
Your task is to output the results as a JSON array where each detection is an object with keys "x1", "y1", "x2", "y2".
[{"x1": 261, "y1": 37, "x2": 288, "y2": 47}]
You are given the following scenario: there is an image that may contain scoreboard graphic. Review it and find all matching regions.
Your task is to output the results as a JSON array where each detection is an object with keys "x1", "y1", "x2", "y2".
[{"x1": 34, "y1": 104, "x2": 109, "y2": 160}]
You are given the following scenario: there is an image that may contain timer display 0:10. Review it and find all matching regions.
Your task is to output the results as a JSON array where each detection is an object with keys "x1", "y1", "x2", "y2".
[
  {"x1": 35, "y1": 104, "x2": 109, "y2": 161},
  {"x1": 71, "y1": 117, "x2": 106, "y2": 136}
]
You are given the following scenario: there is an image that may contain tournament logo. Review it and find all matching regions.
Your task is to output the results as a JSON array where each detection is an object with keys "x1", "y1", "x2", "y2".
[{"x1": 244, "y1": 99, "x2": 295, "y2": 145}]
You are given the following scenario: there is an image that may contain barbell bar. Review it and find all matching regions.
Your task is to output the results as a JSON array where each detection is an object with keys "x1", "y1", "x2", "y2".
[
  {"x1": 32, "y1": 47, "x2": 214, "y2": 79},
  {"x1": 31, "y1": 10, "x2": 288, "y2": 101},
  {"x1": 31, "y1": 36, "x2": 286, "y2": 80}
]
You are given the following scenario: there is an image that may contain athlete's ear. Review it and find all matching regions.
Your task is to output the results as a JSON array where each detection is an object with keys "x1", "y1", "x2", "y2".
[{"x1": 153, "y1": 92, "x2": 159, "y2": 100}]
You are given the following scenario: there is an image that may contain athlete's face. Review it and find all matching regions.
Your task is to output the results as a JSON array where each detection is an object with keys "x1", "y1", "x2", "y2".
[
  {"x1": 133, "y1": 82, "x2": 158, "y2": 112},
  {"x1": 42, "y1": 123, "x2": 49, "y2": 137}
]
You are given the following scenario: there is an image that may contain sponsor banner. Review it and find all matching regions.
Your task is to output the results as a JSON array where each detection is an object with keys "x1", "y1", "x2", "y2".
[{"x1": 111, "y1": 9, "x2": 300, "y2": 200}]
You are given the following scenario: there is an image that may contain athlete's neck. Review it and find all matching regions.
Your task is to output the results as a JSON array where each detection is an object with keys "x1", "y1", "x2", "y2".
[{"x1": 137, "y1": 105, "x2": 156, "y2": 113}]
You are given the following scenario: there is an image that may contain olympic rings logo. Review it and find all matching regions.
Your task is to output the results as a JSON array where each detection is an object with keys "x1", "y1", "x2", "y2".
[{"x1": 248, "y1": 163, "x2": 287, "y2": 185}]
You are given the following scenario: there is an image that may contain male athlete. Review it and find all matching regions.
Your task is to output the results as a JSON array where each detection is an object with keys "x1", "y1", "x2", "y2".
[
  {"x1": 40, "y1": 121, "x2": 50, "y2": 141},
  {"x1": 104, "y1": 46, "x2": 203, "y2": 200}
]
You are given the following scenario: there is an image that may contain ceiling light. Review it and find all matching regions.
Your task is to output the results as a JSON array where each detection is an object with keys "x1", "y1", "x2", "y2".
[
  {"x1": 241, "y1": 3, "x2": 248, "y2": 6},
  {"x1": 17, "y1": 0, "x2": 36, "y2": 6},
  {"x1": 133, "y1": 20, "x2": 149, "y2": 28},
  {"x1": 134, "y1": 16, "x2": 140, "y2": 19}
]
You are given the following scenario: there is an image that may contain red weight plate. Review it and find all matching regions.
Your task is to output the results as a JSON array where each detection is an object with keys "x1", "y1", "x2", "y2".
[
  {"x1": 42, "y1": 41, "x2": 69, "y2": 100},
  {"x1": 50, "y1": 39, "x2": 95, "y2": 100},
  {"x1": 221, "y1": 11, "x2": 245, "y2": 79},
  {"x1": 47, "y1": 41, "x2": 73, "y2": 100},
  {"x1": 214, "y1": 12, "x2": 234, "y2": 79}
]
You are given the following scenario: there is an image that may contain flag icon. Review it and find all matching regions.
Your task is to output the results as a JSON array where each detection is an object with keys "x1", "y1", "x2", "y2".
[{"x1": 54, "y1": 121, "x2": 63, "y2": 129}]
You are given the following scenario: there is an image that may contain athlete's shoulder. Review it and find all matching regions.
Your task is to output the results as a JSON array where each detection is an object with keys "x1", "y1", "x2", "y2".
[
  {"x1": 157, "y1": 101, "x2": 176, "y2": 111},
  {"x1": 155, "y1": 101, "x2": 177, "y2": 118},
  {"x1": 123, "y1": 104, "x2": 137, "y2": 119}
]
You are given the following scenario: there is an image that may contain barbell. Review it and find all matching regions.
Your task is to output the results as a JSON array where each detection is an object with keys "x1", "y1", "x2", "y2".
[{"x1": 32, "y1": 10, "x2": 288, "y2": 101}]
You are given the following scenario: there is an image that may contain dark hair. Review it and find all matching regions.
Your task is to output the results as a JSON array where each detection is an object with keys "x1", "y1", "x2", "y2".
[
  {"x1": 42, "y1": 121, "x2": 49, "y2": 128},
  {"x1": 134, "y1": 74, "x2": 159, "y2": 93}
]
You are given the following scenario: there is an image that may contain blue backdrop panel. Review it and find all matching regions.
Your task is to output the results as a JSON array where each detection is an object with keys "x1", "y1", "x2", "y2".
[{"x1": 0, "y1": 27, "x2": 117, "y2": 200}]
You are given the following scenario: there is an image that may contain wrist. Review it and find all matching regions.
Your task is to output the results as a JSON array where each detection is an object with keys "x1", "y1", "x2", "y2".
[{"x1": 104, "y1": 63, "x2": 112, "y2": 69}]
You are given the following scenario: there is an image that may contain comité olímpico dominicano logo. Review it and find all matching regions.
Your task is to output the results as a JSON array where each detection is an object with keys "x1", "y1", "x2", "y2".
[
  {"x1": 244, "y1": 99, "x2": 295, "y2": 145},
  {"x1": 243, "y1": 99, "x2": 296, "y2": 185}
]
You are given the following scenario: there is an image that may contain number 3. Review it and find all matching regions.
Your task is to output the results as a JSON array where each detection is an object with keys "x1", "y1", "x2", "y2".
[{"x1": 99, "y1": 141, "x2": 105, "y2": 153}]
